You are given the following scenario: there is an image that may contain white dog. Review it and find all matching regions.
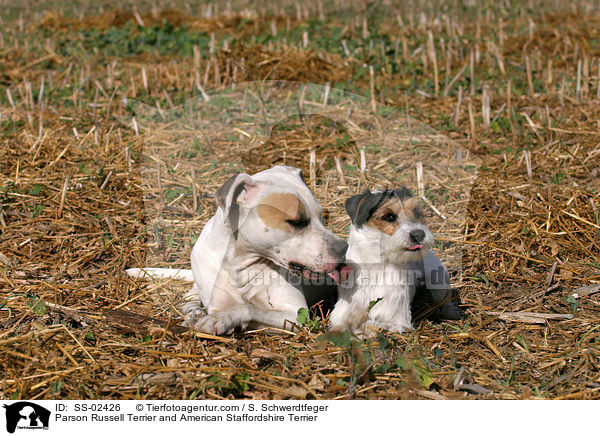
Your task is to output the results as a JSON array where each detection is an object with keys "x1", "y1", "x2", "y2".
[
  {"x1": 127, "y1": 166, "x2": 348, "y2": 335},
  {"x1": 329, "y1": 188, "x2": 462, "y2": 337}
]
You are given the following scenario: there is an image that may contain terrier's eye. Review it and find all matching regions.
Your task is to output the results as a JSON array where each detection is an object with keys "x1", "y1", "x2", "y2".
[
  {"x1": 286, "y1": 217, "x2": 310, "y2": 229},
  {"x1": 381, "y1": 213, "x2": 397, "y2": 222}
]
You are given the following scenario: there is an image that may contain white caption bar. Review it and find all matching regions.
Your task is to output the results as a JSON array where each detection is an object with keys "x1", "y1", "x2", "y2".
[{"x1": 0, "y1": 400, "x2": 595, "y2": 435}]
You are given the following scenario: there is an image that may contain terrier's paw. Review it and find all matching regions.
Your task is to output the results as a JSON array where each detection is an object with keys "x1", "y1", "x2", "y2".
[{"x1": 364, "y1": 321, "x2": 413, "y2": 336}]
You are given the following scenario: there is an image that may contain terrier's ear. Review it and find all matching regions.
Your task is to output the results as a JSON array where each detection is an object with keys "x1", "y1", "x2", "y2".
[
  {"x1": 394, "y1": 187, "x2": 414, "y2": 200},
  {"x1": 215, "y1": 173, "x2": 263, "y2": 237},
  {"x1": 344, "y1": 190, "x2": 373, "y2": 227}
]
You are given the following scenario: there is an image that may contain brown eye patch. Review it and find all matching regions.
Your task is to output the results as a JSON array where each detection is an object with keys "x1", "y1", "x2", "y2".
[
  {"x1": 403, "y1": 197, "x2": 425, "y2": 221},
  {"x1": 257, "y1": 193, "x2": 308, "y2": 232},
  {"x1": 366, "y1": 197, "x2": 425, "y2": 236},
  {"x1": 366, "y1": 199, "x2": 402, "y2": 236}
]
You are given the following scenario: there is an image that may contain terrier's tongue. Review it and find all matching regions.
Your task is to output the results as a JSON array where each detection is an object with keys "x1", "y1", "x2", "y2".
[
  {"x1": 408, "y1": 244, "x2": 424, "y2": 251},
  {"x1": 327, "y1": 265, "x2": 352, "y2": 284},
  {"x1": 340, "y1": 264, "x2": 352, "y2": 282}
]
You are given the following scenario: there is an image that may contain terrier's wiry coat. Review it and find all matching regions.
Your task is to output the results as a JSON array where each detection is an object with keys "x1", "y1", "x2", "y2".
[{"x1": 329, "y1": 188, "x2": 462, "y2": 336}]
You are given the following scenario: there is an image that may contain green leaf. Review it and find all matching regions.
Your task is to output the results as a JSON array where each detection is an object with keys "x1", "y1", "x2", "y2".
[
  {"x1": 233, "y1": 373, "x2": 250, "y2": 392},
  {"x1": 396, "y1": 356, "x2": 410, "y2": 370},
  {"x1": 566, "y1": 294, "x2": 579, "y2": 311},
  {"x1": 207, "y1": 374, "x2": 221, "y2": 384},
  {"x1": 78, "y1": 163, "x2": 90, "y2": 175},
  {"x1": 29, "y1": 184, "x2": 45, "y2": 196},
  {"x1": 368, "y1": 297, "x2": 383, "y2": 310},
  {"x1": 412, "y1": 360, "x2": 434, "y2": 389},
  {"x1": 51, "y1": 381, "x2": 62, "y2": 394},
  {"x1": 396, "y1": 357, "x2": 435, "y2": 389},
  {"x1": 26, "y1": 292, "x2": 46, "y2": 315},
  {"x1": 30, "y1": 204, "x2": 45, "y2": 217},
  {"x1": 327, "y1": 330, "x2": 352, "y2": 348},
  {"x1": 296, "y1": 307, "x2": 309, "y2": 325}
]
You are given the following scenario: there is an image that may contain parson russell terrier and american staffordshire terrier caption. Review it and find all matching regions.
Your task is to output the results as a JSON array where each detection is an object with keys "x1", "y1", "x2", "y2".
[
  {"x1": 328, "y1": 188, "x2": 463, "y2": 337},
  {"x1": 127, "y1": 166, "x2": 350, "y2": 335},
  {"x1": 127, "y1": 166, "x2": 462, "y2": 335}
]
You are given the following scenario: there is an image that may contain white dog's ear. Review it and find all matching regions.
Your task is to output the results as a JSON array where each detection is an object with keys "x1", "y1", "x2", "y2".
[
  {"x1": 215, "y1": 173, "x2": 263, "y2": 236},
  {"x1": 276, "y1": 165, "x2": 306, "y2": 184},
  {"x1": 216, "y1": 174, "x2": 252, "y2": 211}
]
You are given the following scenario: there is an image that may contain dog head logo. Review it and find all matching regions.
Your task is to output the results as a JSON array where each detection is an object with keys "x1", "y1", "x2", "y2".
[{"x1": 3, "y1": 402, "x2": 50, "y2": 433}]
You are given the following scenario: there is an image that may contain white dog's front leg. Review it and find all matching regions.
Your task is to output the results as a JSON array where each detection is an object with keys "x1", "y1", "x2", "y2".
[
  {"x1": 193, "y1": 304, "x2": 300, "y2": 334},
  {"x1": 328, "y1": 298, "x2": 355, "y2": 332},
  {"x1": 246, "y1": 306, "x2": 299, "y2": 332}
]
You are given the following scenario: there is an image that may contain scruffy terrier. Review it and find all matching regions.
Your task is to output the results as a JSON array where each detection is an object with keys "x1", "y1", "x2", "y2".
[{"x1": 329, "y1": 188, "x2": 462, "y2": 337}]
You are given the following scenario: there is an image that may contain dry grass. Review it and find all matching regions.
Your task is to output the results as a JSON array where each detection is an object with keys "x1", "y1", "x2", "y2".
[
  {"x1": 1, "y1": 0, "x2": 600, "y2": 400},
  {"x1": 37, "y1": 8, "x2": 296, "y2": 35}
]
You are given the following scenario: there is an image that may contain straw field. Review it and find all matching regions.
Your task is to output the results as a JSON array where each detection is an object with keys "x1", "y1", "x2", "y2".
[{"x1": 1, "y1": 0, "x2": 600, "y2": 400}]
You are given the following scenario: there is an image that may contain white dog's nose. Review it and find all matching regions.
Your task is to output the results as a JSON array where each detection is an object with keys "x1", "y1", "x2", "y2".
[{"x1": 329, "y1": 237, "x2": 348, "y2": 259}]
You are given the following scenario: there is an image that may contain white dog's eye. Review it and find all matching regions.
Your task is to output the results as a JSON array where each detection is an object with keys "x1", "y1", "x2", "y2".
[
  {"x1": 286, "y1": 217, "x2": 310, "y2": 229},
  {"x1": 381, "y1": 213, "x2": 397, "y2": 222}
]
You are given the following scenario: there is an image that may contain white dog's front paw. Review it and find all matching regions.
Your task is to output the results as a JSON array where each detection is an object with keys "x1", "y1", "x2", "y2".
[
  {"x1": 181, "y1": 301, "x2": 207, "y2": 327},
  {"x1": 194, "y1": 313, "x2": 237, "y2": 335}
]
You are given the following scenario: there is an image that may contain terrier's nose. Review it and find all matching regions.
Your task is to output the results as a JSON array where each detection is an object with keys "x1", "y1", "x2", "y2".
[{"x1": 409, "y1": 229, "x2": 425, "y2": 243}]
